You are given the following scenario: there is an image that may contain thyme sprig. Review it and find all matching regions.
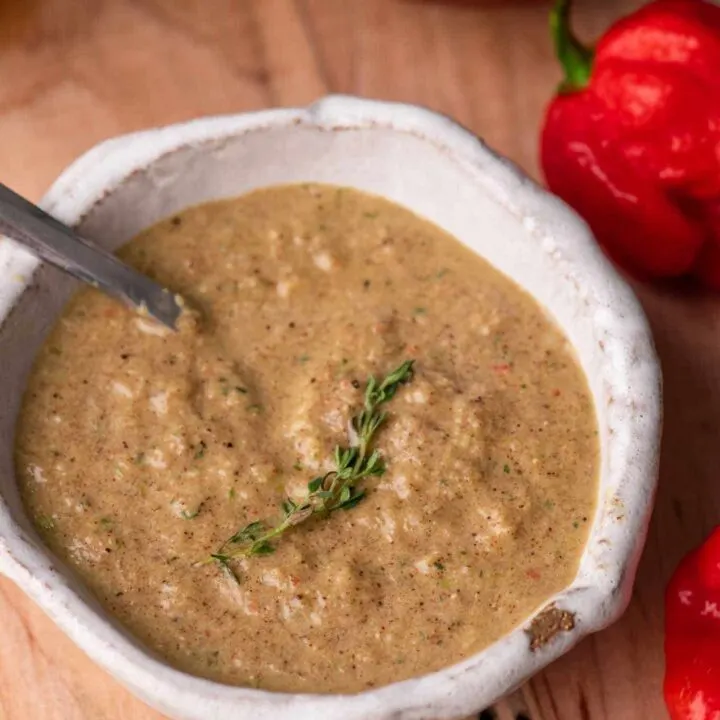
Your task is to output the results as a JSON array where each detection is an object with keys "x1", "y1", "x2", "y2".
[{"x1": 208, "y1": 360, "x2": 414, "y2": 573}]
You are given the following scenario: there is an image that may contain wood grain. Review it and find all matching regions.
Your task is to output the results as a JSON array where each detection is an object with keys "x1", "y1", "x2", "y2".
[{"x1": 0, "y1": 1, "x2": 707, "y2": 718}]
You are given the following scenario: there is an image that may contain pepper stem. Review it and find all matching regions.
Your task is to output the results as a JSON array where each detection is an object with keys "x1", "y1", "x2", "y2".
[{"x1": 550, "y1": 0, "x2": 594, "y2": 92}]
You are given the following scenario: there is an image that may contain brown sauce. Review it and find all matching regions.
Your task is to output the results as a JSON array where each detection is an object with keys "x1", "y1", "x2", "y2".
[{"x1": 15, "y1": 184, "x2": 598, "y2": 693}]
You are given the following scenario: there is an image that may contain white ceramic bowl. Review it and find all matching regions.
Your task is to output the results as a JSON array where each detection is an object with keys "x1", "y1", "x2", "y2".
[{"x1": 0, "y1": 96, "x2": 661, "y2": 720}]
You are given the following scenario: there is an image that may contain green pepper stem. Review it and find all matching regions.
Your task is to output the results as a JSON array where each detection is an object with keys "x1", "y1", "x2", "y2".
[{"x1": 550, "y1": 0, "x2": 594, "y2": 92}]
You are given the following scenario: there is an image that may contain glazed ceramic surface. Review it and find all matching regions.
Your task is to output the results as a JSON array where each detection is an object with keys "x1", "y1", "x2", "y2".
[{"x1": 0, "y1": 96, "x2": 661, "y2": 720}]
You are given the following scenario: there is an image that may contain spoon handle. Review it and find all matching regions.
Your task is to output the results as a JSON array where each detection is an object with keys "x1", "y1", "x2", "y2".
[{"x1": 0, "y1": 182, "x2": 182, "y2": 330}]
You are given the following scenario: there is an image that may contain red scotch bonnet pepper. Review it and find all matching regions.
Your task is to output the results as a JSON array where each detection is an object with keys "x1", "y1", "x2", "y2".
[
  {"x1": 541, "y1": 0, "x2": 720, "y2": 289},
  {"x1": 665, "y1": 527, "x2": 720, "y2": 719}
]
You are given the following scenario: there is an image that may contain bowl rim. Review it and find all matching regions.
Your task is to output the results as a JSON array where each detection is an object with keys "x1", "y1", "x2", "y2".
[{"x1": 0, "y1": 95, "x2": 662, "y2": 720}]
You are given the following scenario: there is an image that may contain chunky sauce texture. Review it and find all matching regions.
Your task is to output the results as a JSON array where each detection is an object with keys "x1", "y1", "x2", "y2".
[{"x1": 16, "y1": 185, "x2": 598, "y2": 693}]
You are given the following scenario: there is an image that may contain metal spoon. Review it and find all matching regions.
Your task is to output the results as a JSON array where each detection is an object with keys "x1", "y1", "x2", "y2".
[{"x1": 0, "y1": 182, "x2": 182, "y2": 330}]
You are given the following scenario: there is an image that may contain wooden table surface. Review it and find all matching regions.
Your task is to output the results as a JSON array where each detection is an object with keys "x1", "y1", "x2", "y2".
[{"x1": 2, "y1": 0, "x2": 718, "y2": 718}]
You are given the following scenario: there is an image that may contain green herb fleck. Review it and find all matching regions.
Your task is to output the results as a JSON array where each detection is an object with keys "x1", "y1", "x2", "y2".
[
  {"x1": 206, "y1": 360, "x2": 415, "y2": 576},
  {"x1": 363, "y1": 211, "x2": 379, "y2": 219},
  {"x1": 436, "y1": 268, "x2": 449, "y2": 279},
  {"x1": 573, "y1": 520, "x2": 580, "y2": 529},
  {"x1": 210, "y1": 553, "x2": 243, "y2": 584},
  {"x1": 194, "y1": 442, "x2": 207, "y2": 460},
  {"x1": 293, "y1": 462, "x2": 303, "y2": 471},
  {"x1": 228, "y1": 488, "x2": 236, "y2": 500},
  {"x1": 433, "y1": 560, "x2": 445, "y2": 572},
  {"x1": 247, "y1": 404, "x2": 263, "y2": 414},
  {"x1": 99, "y1": 517, "x2": 113, "y2": 528},
  {"x1": 181, "y1": 509, "x2": 200, "y2": 520},
  {"x1": 413, "y1": 307, "x2": 427, "y2": 316},
  {"x1": 297, "y1": 354, "x2": 311, "y2": 364},
  {"x1": 134, "y1": 452, "x2": 145, "y2": 465},
  {"x1": 503, "y1": 464, "x2": 511, "y2": 474},
  {"x1": 37, "y1": 515, "x2": 55, "y2": 531},
  {"x1": 544, "y1": 499, "x2": 555, "y2": 510}
]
